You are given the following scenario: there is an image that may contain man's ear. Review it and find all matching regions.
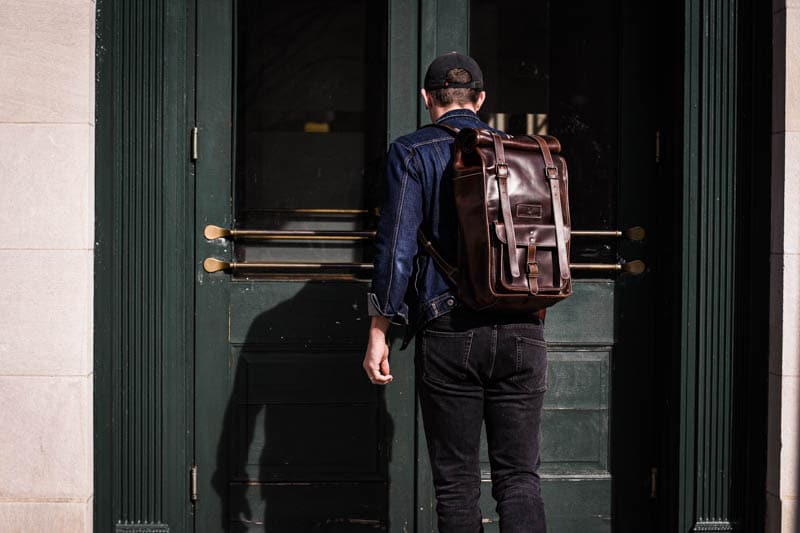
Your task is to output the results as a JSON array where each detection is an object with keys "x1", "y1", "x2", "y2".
[
  {"x1": 420, "y1": 88, "x2": 431, "y2": 110},
  {"x1": 474, "y1": 91, "x2": 487, "y2": 112}
]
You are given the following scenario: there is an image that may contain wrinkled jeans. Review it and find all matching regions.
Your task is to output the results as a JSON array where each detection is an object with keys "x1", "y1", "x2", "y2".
[{"x1": 415, "y1": 310, "x2": 548, "y2": 533}]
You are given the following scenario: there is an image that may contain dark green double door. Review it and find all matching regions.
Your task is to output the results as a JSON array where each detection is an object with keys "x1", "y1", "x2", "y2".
[{"x1": 194, "y1": 1, "x2": 666, "y2": 531}]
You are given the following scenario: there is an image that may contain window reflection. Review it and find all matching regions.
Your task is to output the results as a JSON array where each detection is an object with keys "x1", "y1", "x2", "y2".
[
  {"x1": 471, "y1": 0, "x2": 619, "y2": 268},
  {"x1": 485, "y1": 113, "x2": 548, "y2": 135},
  {"x1": 234, "y1": 1, "x2": 386, "y2": 274}
]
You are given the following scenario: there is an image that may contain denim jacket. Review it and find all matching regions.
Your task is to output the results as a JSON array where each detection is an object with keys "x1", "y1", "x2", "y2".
[{"x1": 367, "y1": 109, "x2": 498, "y2": 347}]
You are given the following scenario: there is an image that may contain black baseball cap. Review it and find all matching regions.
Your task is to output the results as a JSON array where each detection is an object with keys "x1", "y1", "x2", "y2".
[{"x1": 423, "y1": 51, "x2": 484, "y2": 90}]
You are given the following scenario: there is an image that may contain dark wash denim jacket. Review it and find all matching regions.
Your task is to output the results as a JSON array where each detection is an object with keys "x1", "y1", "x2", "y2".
[{"x1": 367, "y1": 109, "x2": 499, "y2": 347}]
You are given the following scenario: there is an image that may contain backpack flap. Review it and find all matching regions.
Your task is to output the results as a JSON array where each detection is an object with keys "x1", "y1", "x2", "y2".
[{"x1": 493, "y1": 223, "x2": 568, "y2": 294}]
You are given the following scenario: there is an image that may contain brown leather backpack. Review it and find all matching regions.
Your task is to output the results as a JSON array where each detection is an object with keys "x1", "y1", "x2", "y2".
[{"x1": 418, "y1": 126, "x2": 572, "y2": 312}]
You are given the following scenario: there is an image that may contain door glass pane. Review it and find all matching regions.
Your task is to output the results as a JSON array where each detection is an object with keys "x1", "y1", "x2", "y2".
[
  {"x1": 470, "y1": 0, "x2": 619, "y2": 269},
  {"x1": 235, "y1": 0, "x2": 386, "y2": 276}
]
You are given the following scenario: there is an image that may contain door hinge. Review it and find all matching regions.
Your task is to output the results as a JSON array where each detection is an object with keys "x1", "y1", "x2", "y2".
[
  {"x1": 655, "y1": 130, "x2": 661, "y2": 163},
  {"x1": 191, "y1": 127, "x2": 199, "y2": 161},
  {"x1": 190, "y1": 464, "x2": 198, "y2": 504},
  {"x1": 650, "y1": 466, "x2": 658, "y2": 499}
]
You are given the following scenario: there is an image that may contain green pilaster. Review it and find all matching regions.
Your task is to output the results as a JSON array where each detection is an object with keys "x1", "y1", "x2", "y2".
[
  {"x1": 389, "y1": 0, "x2": 420, "y2": 141},
  {"x1": 418, "y1": 0, "x2": 470, "y2": 122},
  {"x1": 94, "y1": 0, "x2": 193, "y2": 530},
  {"x1": 387, "y1": 3, "x2": 420, "y2": 530},
  {"x1": 680, "y1": 0, "x2": 738, "y2": 530}
]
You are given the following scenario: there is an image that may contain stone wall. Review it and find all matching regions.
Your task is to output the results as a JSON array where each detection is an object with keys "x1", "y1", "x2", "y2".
[
  {"x1": 767, "y1": 0, "x2": 800, "y2": 531},
  {"x1": 0, "y1": 0, "x2": 95, "y2": 531}
]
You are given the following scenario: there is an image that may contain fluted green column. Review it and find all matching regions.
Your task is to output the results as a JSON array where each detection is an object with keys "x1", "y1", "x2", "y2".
[
  {"x1": 95, "y1": 0, "x2": 192, "y2": 530},
  {"x1": 680, "y1": 0, "x2": 738, "y2": 530}
]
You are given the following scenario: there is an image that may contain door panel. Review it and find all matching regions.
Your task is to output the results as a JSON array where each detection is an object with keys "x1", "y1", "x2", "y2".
[{"x1": 196, "y1": 1, "x2": 409, "y2": 531}]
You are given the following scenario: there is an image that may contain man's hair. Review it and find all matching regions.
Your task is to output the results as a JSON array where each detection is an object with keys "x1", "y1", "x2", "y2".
[{"x1": 428, "y1": 68, "x2": 482, "y2": 107}]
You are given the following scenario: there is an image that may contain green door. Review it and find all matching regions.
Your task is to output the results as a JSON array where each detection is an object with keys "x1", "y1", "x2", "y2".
[
  {"x1": 194, "y1": 1, "x2": 668, "y2": 531},
  {"x1": 195, "y1": 2, "x2": 416, "y2": 530}
]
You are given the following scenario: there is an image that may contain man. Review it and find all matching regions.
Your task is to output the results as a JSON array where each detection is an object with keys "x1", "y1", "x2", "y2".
[{"x1": 364, "y1": 52, "x2": 548, "y2": 533}]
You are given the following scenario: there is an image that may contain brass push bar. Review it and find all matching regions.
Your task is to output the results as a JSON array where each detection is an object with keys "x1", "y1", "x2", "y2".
[
  {"x1": 571, "y1": 260, "x2": 646, "y2": 274},
  {"x1": 204, "y1": 225, "x2": 645, "y2": 242},
  {"x1": 203, "y1": 257, "x2": 646, "y2": 274},
  {"x1": 250, "y1": 208, "x2": 375, "y2": 215},
  {"x1": 204, "y1": 225, "x2": 374, "y2": 241},
  {"x1": 570, "y1": 226, "x2": 645, "y2": 240},
  {"x1": 203, "y1": 258, "x2": 374, "y2": 273}
]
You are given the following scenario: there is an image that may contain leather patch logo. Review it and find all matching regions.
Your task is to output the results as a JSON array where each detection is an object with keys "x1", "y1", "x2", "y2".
[{"x1": 516, "y1": 203, "x2": 543, "y2": 219}]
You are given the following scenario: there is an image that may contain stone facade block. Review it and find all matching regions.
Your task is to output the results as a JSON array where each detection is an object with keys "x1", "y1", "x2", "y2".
[
  {"x1": 0, "y1": 0, "x2": 95, "y2": 123},
  {"x1": 0, "y1": 124, "x2": 93, "y2": 250},
  {"x1": 774, "y1": 9, "x2": 786, "y2": 132},
  {"x1": 0, "y1": 501, "x2": 89, "y2": 533},
  {"x1": 782, "y1": 497, "x2": 798, "y2": 532},
  {"x1": 0, "y1": 376, "x2": 92, "y2": 499},
  {"x1": 781, "y1": 253, "x2": 800, "y2": 372},
  {"x1": 781, "y1": 375, "x2": 800, "y2": 500},
  {"x1": 783, "y1": 132, "x2": 800, "y2": 254},
  {"x1": 0, "y1": 250, "x2": 92, "y2": 376},
  {"x1": 786, "y1": 10, "x2": 800, "y2": 132}
]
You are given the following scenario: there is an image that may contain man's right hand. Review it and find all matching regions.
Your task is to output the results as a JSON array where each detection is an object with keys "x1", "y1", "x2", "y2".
[{"x1": 363, "y1": 316, "x2": 393, "y2": 385}]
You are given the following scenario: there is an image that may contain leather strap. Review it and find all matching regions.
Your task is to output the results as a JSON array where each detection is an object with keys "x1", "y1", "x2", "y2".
[
  {"x1": 527, "y1": 242, "x2": 539, "y2": 295},
  {"x1": 528, "y1": 135, "x2": 570, "y2": 282},
  {"x1": 417, "y1": 228, "x2": 459, "y2": 286},
  {"x1": 491, "y1": 132, "x2": 521, "y2": 279}
]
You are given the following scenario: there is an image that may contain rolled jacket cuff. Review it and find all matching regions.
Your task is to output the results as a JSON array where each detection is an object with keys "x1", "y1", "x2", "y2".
[{"x1": 366, "y1": 292, "x2": 410, "y2": 326}]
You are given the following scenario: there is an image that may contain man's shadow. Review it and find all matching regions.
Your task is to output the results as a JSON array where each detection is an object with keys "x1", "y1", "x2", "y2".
[{"x1": 210, "y1": 281, "x2": 395, "y2": 532}]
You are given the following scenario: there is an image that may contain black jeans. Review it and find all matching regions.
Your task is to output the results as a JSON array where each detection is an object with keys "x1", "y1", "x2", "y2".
[{"x1": 415, "y1": 310, "x2": 548, "y2": 533}]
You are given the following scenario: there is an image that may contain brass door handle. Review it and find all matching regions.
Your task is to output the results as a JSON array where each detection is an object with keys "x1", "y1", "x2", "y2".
[
  {"x1": 570, "y1": 260, "x2": 645, "y2": 274},
  {"x1": 203, "y1": 258, "x2": 374, "y2": 273},
  {"x1": 570, "y1": 226, "x2": 645, "y2": 240},
  {"x1": 204, "y1": 225, "x2": 375, "y2": 241},
  {"x1": 235, "y1": 208, "x2": 377, "y2": 216},
  {"x1": 203, "y1": 224, "x2": 645, "y2": 242},
  {"x1": 203, "y1": 257, "x2": 645, "y2": 275}
]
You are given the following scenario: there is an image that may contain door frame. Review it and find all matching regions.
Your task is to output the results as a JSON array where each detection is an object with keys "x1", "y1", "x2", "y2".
[{"x1": 93, "y1": 0, "x2": 772, "y2": 531}]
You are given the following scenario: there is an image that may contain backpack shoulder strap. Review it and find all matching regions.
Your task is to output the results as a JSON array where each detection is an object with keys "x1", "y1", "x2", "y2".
[
  {"x1": 491, "y1": 132, "x2": 522, "y2": 279},
  {"x1": 417, "y1": 228, "x2": 459, "y2": 286}
]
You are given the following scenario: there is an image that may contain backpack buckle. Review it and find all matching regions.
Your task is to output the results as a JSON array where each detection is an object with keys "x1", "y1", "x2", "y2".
[
  {"x1": 526, "y1": 242, "x2": 539, "y2": 276},
  {"x1": 527, "y1": 242, "x2": 540, "y2": 295},
  {"x1": 496, "y1": 163, "x2": 509, "y2": 178},
  {"x1": 545, "y1": 165, "x2": 558, "y2": 178}
]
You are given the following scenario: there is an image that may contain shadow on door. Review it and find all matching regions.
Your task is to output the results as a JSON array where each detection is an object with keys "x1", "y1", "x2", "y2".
[{"x1": 210, "y1": 283, "x2": 394, "y2": 532}]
